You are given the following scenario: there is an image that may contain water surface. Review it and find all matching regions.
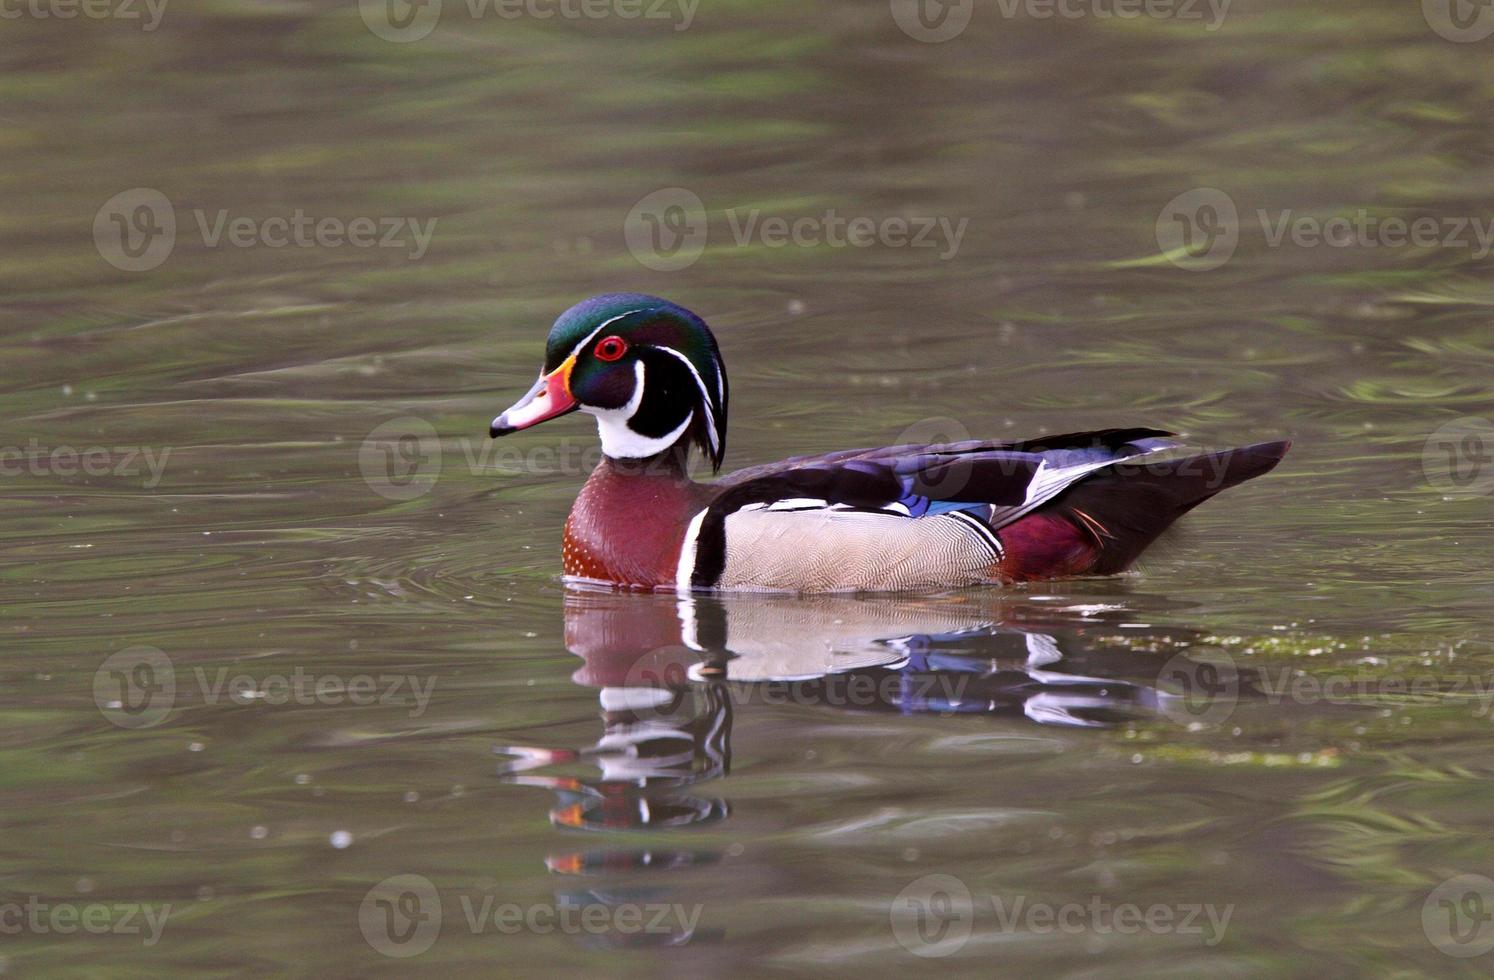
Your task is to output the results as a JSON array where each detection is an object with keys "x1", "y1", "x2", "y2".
[{"x1": 2, "y1": 0, "x2": 1494, "y2": 974}]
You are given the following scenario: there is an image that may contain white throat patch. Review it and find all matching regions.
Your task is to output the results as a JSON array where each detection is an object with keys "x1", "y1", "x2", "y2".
[{"x1": 583, "y1": 360, "x2": 693, "y2": 459}]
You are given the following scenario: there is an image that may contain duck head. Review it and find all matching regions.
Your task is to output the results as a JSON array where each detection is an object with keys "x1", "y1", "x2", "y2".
[{"x1": 490, "y1": 293, "x2": 728, "y2": 471}]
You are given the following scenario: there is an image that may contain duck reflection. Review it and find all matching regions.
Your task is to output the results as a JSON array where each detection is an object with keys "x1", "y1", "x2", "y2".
[
  {"x1": 499, "y1": 590, "x2": 1229, "y2": 948},
  {"x1": 503, "y1": 681, "x2": 732, "y2": 835},
  {"x1": 500, "y1": 591, "x2": 1213, "y2": 834}
]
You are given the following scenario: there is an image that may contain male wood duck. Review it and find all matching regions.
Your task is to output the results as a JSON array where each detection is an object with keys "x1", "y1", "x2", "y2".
[{"x1": 490, "y1": 293, "x2": 1289, "y2": 592}]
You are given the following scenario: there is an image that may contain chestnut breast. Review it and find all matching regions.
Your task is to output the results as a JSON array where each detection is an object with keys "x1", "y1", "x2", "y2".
[{"x1": 562, "y1": 458, "x2": 711, "y2": 588}]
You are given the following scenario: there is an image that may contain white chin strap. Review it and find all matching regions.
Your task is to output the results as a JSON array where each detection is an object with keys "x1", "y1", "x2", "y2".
[
  {"x1": 583, "y1": 360, "x2": 694, "y2": 459},
  {"x1": 590, "y1": 408, "x2": 693, "y2": 459}
]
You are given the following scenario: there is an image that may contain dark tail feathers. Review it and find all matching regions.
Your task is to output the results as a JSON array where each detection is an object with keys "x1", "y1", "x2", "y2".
[{"x1": 1046, "y1": 440, "x2": 1291, "y2": 574}]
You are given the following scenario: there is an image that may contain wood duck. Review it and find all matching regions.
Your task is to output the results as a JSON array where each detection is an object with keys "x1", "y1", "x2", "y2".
[{"x1": 490, "y1": 293, "x2": 1290, "y2": 592}]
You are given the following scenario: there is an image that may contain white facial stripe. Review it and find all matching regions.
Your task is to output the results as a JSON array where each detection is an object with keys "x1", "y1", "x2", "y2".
[
  {"x1": 562, "y1": 308, "x2": 645, "y2": 366},
  {"x1": 650, "y1": 344, "x2": 720, "y2": 453},
  {"x1": 676, "y1": 508, "x2": 709, "y2": 591}
]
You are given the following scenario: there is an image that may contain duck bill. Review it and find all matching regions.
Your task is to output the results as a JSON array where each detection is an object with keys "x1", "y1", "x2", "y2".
[{"x1": 490, "y1": 358, "x2": 578, "y2": 437}]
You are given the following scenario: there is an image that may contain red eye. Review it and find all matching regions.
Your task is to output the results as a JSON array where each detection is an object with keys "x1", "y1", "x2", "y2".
[{"x1": 594, "y1": 335, "x2": 627, "y2": 362}]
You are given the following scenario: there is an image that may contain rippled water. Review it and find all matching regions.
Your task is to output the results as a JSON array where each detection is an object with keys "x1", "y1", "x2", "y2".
[{"x1": 3, "y1": 0, "x2": 1494, "y2": 974}]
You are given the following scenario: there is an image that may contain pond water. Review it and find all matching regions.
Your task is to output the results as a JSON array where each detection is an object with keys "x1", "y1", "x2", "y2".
[{"x1": 3, "y1": 0, "x2": 1494, "y2": 974}]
